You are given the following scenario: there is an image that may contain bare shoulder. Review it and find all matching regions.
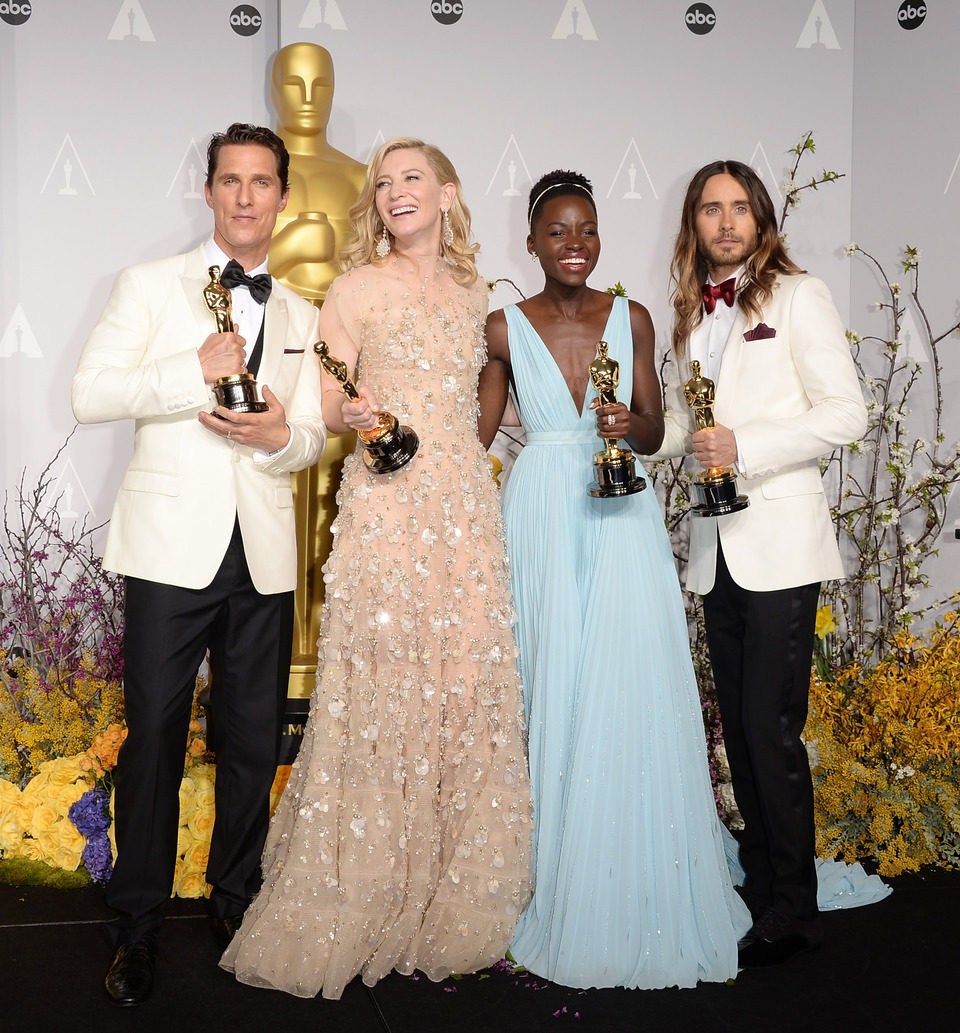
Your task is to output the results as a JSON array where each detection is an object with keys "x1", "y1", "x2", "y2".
[{"x1": 484, "y1": 306, "x2": 510, "y2": 361}]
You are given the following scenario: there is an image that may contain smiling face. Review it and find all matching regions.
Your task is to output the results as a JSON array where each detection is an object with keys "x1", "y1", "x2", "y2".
[
  {"x1": 528, "y1": 193, "x2": 600, "y2": 285},
  {"x1": 373, "y1": 147, "x2": 455, "y2": 250},
  {"x1": 204, "y1": 143, "x2": 288, "y2": 268},
  {"x1": 694, "y1": 172, "x2": 760, "y2": 283}
]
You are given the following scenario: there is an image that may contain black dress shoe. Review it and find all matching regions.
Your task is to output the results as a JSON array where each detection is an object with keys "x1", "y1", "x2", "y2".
[
  {"x1": 737, "y1": 907, "x2": 821, "y2": 968},
  {"x1": 210, "y1": 914, "x2": 243, "y2": 951},
  {"x1": 104, "y1": 935, "x2": 157, "y2": 1006}
]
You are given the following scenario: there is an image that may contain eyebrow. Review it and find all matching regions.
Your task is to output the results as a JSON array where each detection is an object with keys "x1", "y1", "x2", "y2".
[
  {"x1": 378, "y1": 167, "x2": 425, "y2": 178},
  {"x1": 700, "y1": 198, "x2": 751, "y2": 209}
]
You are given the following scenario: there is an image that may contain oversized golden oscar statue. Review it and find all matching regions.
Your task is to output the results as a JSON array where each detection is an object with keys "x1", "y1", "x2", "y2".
[{"x1": 268, "y1": 42, "x2": 366, "y2": 698}]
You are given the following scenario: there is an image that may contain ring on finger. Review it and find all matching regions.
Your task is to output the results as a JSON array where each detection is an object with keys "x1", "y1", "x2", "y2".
[
  {"x1": 607, "y1": 414, "x2": 615, "y2": 427},
  {"x1": 227, "y1": 430, "x2": 232, "y2": 440}
]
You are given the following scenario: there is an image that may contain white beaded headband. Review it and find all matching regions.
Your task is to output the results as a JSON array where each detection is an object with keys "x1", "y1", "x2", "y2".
[{"x1": 528, "y1": 182, "x2": 595, "y2": 227}]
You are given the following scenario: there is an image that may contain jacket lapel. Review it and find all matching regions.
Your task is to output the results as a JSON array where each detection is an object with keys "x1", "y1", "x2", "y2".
[{"x1": 258, "y1": 290, "x2": 289, "y2": 387}]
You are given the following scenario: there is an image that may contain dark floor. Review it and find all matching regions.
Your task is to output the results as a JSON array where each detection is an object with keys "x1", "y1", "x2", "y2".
[{"x1": 1, "y1": 868, "x2": 956, "y2": 1033}]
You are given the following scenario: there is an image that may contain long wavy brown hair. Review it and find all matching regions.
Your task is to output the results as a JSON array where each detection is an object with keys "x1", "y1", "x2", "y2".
[
  {"x1": 669, "y1": 159, "x2": 803, "y2": 355},
  {"x1": 339, "y1": 137, "x2": 479, "y2": 286}
]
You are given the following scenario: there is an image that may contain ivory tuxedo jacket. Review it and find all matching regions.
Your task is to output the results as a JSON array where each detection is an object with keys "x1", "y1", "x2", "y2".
[
  {"x1": 72, "y1": 244, "x2": 326, "y2": 594},
  {"x1": 650, "y1": 273, "x2": 867, "y2": 595}
]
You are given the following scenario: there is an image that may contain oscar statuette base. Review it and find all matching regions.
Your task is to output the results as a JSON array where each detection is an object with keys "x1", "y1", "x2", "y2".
[
  {"x1": 691, "y1": 467, "x2": 749, "y2": 517},
  {"x1": 588, "y1": 448, "x2": 647, "y2": 498}
]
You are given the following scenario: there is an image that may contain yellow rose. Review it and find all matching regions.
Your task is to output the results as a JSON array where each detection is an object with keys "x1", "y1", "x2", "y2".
[
  {"x1": 36, "y1": 827, "x2": 65, "y2": 862},
  {"x1": 178, "y1": 778, "x2": 197, "y2": 815},
  {"x1": 0, "y1": 779, "x2": 21, "y2": 807},
  {"x1": 54, "y1": 781, "x2": 87, "y2": 817},
  {"x1": 0, "y1": 807, "x2": 23, "y2": 852},
  {"x1": 20, "y1": 774, "x2": 51, "y2": 807},
  {"x1": 176, "y1": 825, "x2": 197, "y2": 856},
  {"x1": 173, "y1": 870, "x2": 210, "y2": 899},
  {"x1": 43, "y1": 756, "x2": 88, "y2": 787},
  {"x1": 53, "y1": 841, "x2": 83, "y2": 872},
  {"x1": 29, "y1": 803, "x2": 59, "y2": 838},
  {"x1": 16, "y1": 838, "x2": 44, "y2": 862},
  {"x1": 181, "y1": 840, "x2": 210, "y2": 876},
  {"x1": 187, "y1": 806, "x2": 215, "y2": 842},
  {"x1": 192, "y1": 781, "x2": 215, "y2": 817}
]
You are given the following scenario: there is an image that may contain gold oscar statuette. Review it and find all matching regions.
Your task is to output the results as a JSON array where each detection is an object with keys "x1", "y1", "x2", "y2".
[
  {"x1": 684, "y1": 360, "x2": 749, "y2": 517},
  {"x1": 268, "y1": 43, "x2": 368, "y2": 700},
  {"x1": 203, "y1": 265, "x2": 268, "y2": 414},
  {"x1": 587, "y1": 340, "x2": 646, "y2": 498},
  {"x1": 314, "y1": 340, "x2": 419, "y2": 473}
]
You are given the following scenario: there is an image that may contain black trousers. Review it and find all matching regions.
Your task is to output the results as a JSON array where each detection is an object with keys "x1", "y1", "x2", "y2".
[
  {"x1": 105, "y1": 520, "x2": 293, "y2": 941},
  {"x1": 703, "y1": 541, "x2": 820, "y2": 924}
]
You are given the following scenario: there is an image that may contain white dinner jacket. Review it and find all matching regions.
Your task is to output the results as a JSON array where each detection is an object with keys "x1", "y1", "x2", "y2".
[
  {"x1": 649, "y1": 273, "x2": 867, "y2": 594},
  {"x1": 72, "y1": 244, "x2": 326, "y2": 594}
]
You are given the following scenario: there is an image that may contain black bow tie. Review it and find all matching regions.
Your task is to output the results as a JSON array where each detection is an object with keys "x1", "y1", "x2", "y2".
[
  {"x1": 220, "y1": 259, "x2": 272, "y2": 304},
  {"x1": 702, "y1": 277, "x2": 737, "y2": 314}
]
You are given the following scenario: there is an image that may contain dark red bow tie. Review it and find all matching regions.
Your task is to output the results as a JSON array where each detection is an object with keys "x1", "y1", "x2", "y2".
[{"x1": 702, "y1": 278, "x2": 737, "y2": 314}]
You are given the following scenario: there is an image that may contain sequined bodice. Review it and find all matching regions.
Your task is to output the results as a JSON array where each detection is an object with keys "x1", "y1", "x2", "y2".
[{"x1": 335, "y1": 261, "x2": 488, "y2": 443}]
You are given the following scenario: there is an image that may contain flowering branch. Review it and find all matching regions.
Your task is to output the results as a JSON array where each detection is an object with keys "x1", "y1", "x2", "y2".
[{"x1": 778, "y1": 131, "x2": 845, "y2": 232}]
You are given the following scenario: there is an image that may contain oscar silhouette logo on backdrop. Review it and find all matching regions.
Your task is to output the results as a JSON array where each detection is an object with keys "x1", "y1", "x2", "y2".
[{"x1": 268, "y1": 42, "x2": 366, "y2": 699}]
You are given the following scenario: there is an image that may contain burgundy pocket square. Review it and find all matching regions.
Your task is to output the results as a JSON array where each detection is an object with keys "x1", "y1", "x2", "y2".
[
  {"x1": 283, "y1": 348, "x2": 305, "y2": 354},
  {"x1": 744, "y1": 323, "x2": 776, "y2": 341}
]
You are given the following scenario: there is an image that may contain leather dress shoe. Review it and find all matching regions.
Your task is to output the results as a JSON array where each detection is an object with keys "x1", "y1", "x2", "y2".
[
  {"x1": 738, "y1": 907, "x2": 821, "y2": 968},
  {"x1": 210, "y1": 914, "x2": 243, "y2": 951},
  {"x1": 104, "y1": 935, "x2": 157, "y2": 1006}
]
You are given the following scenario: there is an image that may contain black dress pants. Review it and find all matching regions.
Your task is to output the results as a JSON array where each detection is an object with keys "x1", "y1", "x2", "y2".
[
  {"x1": 703, "y1": 541, "x2": 820, "y2": 923},
  {"x1": 105, "y1": 520, "x2": 293, "y2": 942}
]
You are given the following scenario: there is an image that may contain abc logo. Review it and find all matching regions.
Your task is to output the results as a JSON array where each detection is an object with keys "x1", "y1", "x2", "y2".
[
  {"x1": 0, "y1": 0, "x2": 32, "y2": 25},
  {"x1": 685, "y1": 4, "x2": 716, "y2": 35},
  {"x1": 229, "y1": 5, "x2": 262, "y2": 36},
  {"x1": 897, "y1": 2, "x2": 926, "y2": 29},
  {"x1": 431, "y1": 0, "x2": 464, "y2": 26}
]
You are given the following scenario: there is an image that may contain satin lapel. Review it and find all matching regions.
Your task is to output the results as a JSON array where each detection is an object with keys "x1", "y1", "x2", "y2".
[
  {"x1": 258, "y1": 290, "x2": 289, "y2": 387},
  {"x1": 715, "y1": 308, "x2": 750, "y2": 388},
  {"x1": 180, "y1": 246, "x2": 220, "y2": 335}
]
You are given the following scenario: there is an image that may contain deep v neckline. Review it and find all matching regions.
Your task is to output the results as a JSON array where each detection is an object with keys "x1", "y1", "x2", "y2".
[{"x1": 513, "y1": 299, "x2": 619, "y2": 419}]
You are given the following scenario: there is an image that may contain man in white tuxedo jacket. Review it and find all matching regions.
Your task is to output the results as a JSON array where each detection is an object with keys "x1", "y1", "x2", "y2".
[
  {"x1": 649, "y1": 160, "x2": 866, "y2": 967},
  {"x1": 72, "y1": 124, "x2": 326, "y2": 1006}
]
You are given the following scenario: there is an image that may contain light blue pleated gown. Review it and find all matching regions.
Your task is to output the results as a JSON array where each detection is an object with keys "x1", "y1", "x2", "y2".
[{"x1": 503, "y1": 297, "x2": 751, "y2": 989}]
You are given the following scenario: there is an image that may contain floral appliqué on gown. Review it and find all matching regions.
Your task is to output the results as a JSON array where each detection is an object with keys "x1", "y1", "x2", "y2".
[{"x1": 221, "y1": 261, "x2": 533, "y2": 999}]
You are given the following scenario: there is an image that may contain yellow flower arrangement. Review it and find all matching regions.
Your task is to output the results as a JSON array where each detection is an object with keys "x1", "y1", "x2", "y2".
[
  {"x1": 805, "y1": 612, "x2": 960, "y2": 875},
  {"x1": 0, "y1": 648, "x2": 124, "y2": 786},
  {"x1": 0, "y1": 678, "x2": 221, "y2": 896}
]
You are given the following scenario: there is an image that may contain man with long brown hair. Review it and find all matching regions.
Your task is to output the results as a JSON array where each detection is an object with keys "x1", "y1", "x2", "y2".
[{"x1": 651, "y1": 160, "x2": 866, "y2": 966}]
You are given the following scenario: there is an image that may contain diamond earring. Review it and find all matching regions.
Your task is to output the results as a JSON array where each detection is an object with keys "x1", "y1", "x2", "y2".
[
  {"x1": 375, "y1": 226, "x2": 390, "y2": 259},
  {"x1": 442, "y1": 208, "x2": 454, "y2": 248}
]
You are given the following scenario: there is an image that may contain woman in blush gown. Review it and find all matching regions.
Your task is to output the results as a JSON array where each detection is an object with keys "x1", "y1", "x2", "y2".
[
  {"x1": 478, "y1": 169, "x2": 750, "y2": 990},
  {"x1": 222, "y1": 138, "x2": 532, "y2": 1000}
]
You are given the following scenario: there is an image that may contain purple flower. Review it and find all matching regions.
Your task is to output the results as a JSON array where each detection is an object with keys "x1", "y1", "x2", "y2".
[
  {"x1": 69, "y1": 787, "x2": 113, "y2": 883},
  {"x1": 81, "y1": 832, "x2": 114, "y2": 884},
  {"x1": 69, "y1": 787, "x2": 111, "y2": 836}
]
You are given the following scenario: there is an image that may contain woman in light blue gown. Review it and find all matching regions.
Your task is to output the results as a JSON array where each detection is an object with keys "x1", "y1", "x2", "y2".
[{"x1": 478, "y1": 170, "x2": 751, "y2": 989}]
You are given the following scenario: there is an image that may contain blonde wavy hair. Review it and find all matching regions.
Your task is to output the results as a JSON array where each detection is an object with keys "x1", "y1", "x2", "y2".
[
  {"x1": 339, "y1": 137, "x2": 479, "y2": 286},
  {"x1": 669, "y1": 159, "x2": 803, "y2": 356}
]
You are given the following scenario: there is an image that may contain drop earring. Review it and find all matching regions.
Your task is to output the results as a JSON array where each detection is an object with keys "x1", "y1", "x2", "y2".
[
  {"x1": 442, "y1": 208, "x2": 454, "y2": 248},
  {"x1": 375, "y1": 226, "x2": 391, "y2": 259},
  {"x1": 530, "y1": 251, "x2": 538, "y2": 261}
]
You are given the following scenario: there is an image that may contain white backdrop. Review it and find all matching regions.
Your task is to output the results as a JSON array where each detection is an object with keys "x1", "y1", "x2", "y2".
[{"x1": 2, "y1": 0, "x2": 958, "y2": 599}]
